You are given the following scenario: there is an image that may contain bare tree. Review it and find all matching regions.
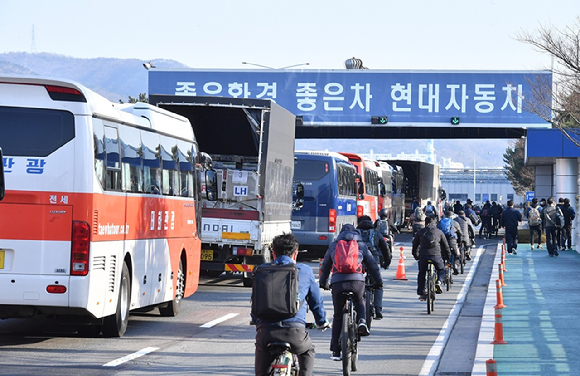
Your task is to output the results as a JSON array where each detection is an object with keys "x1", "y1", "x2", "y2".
[
  {"x1": 517, "y1": 17, "x2": 580, "y2": 145},
  {"x1": 503, "y1": 138, "x2": 535, "y2": 196}
]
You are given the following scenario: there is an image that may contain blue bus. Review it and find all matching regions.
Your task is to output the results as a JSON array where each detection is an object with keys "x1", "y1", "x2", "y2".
[{"x1": 291, "y1": 151, "x2": 358, "y2": 256}]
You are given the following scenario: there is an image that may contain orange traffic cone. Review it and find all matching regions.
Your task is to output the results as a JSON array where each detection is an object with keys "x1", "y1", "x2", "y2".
[
  {"x1": 491, "y1": 308, "x2": 508, "y2": 344},
  {"x1": 393, "y1": 247, "x2": 408, "y2": 281}
]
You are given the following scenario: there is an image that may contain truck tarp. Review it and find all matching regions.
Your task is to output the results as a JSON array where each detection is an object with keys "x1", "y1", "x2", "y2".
[{"x1": 149, "y1": 95, "x2": 296, "y2": 222}]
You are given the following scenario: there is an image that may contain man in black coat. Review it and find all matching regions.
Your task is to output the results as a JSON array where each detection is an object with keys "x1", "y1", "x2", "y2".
[
  {"x1": 412, "y1": 216, "x2": 451, "y2": 301},
  {"x1": 500, "y1": 200, "x2": 523, "y2": 255}
]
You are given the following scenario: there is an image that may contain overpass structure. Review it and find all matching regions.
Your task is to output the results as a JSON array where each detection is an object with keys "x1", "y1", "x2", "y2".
[{"x1": 147, "y1": 69, "x2": 551, "y2": 139}]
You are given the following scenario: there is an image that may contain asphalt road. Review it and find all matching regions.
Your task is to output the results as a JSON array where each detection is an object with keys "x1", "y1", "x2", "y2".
[{"x1": 0, "y1": 231, "x2": 500, "y2": 376}]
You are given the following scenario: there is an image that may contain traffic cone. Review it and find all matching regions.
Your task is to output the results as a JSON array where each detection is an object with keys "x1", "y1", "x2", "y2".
[
  {"x1": 486, "y1": 359, "x2": 498, "y2": 376},
  {"x1": 494, "y1": 279, "x2": 506, "y2": 309},
  {"x1": 393, "y1": 247, "x2": 408, "y2": 281},
  {"x1": 491, "y1": 308, "x2": 508, "y2": 344},
  {"x1": 498, "y1": 264, "x2": 506, "y2": 286},
  {"x1": 502, "y1": 250, "x2": 507, "y2": 271}
]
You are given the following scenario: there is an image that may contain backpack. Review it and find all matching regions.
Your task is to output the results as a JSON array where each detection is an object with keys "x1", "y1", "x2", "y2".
[
  {"x1": 414, "y1": 206, "x2": 426, "y2": 221},
  {"x1": 482, "y1": 208, "x2": 489, "y2": 217},
  {"x1": 528, "y1": 206, "x2": 541, "y2": 226},
  {"x1": 376, "y1": 219, "x2": 389, "y2": 237},
  {"x1": 361, "y1": 229, "x2": 378, "y2": 254},
  {"x1": 251, "y1": 262, "x2": 303, "y2": 321},
  {"x1": 438, "y1": 217, "x2": 453, "y2": 237},
  {"x1": 424, "y1": 205, "x2": 435, "y2": 217},
  {"x1": 333, "y1": 239, "x2": 363, "y2": 274},
  {"x1": 422, "y1": 228, "x2": 437, "y2": 248},
  {"x1": 468, "y1": 212, "x2": 481, "y2": 226}
]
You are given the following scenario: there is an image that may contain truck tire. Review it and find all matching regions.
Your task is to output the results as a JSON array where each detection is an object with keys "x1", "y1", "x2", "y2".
[
  {"x1": 102, "y1": 262, "x2": 131, "y2": 337},
  {"x1": 159, "y1": 258, "x2": 184, "y2": 317}
]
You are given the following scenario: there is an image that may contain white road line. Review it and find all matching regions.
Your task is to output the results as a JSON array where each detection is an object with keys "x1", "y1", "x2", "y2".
[
  {"x1": 200, "y1": 312, "x2": 239, "y2": 328},
  {"x1": 103, "y1": 347, "x2": 159, "y2": 367}
]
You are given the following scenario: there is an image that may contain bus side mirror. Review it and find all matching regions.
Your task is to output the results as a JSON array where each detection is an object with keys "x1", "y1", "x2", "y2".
[
  {"x1": 439, "y1": 188, "x2": 447, "y2": 201},
  {"x1": 379, "y1": 182, "x2": 386, "y2": 197},
  {"x1": 205, "y1": 169, "x2": 218, "y2": 201},
  {"x1": 0, "y1": 147, "x2": 4, "y2": 201},
  {"x1": 293, "y1": 182, "x2": 304, "y2": 211},
  {"x1": 358, "y1": 181, "x2": 365, "y2": 200}
]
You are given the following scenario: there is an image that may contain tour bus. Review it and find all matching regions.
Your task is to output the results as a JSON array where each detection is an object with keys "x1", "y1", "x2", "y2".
[
  {"x1": 0, "y1": 76, "x2": 212, "y2": 337},
  {"x1": 374, "y1": 161, "x2": 394, "y2": 220},
  {"x1": 291, "y1": 151, "x2": 357, "y2": 255},
  {"x1": 338, "y1": 152, "x2": 380, "y2": 221}
]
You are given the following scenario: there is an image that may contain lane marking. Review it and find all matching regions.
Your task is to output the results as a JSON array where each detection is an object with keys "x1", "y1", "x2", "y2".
[
  {"x1": 200, "y1": 313, "x2": 239, "y2": 328},
  {"x1": 419, "y1": 245, "x2": 486, "y2": 376},
  {"x1": 103, "y1": 347, "x2": 159, "y2": 367}
]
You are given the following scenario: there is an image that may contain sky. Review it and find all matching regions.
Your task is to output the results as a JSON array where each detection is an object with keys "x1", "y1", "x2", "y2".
[
  {"x1": 1, "y1": 0, "x2": 578, "y2": 71},
  {"x1": 1, "y1": 0, "x2": 578, "y2": 168}
]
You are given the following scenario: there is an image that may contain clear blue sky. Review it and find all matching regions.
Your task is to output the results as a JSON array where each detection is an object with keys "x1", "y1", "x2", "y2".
[{"x1": 1, "y1": 0, "x2": 578, "y2": 71}]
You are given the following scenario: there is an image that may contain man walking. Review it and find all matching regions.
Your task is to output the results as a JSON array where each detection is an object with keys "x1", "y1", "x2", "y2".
[
  {"x1": 526, "y1": 198, "x2": 543, "y2": 249},
  {"x1": 500, "y1": 200, "x2": 522, "y2": 255},
  {"x1": 560, "y1": 198, "x2": 575, "y2": 251},
  {"x1": 542, "y1": 197, "x2": 564, "y2": 257}
]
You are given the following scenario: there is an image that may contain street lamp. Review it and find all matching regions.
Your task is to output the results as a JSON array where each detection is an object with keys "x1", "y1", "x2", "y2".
[{"x1": 241, "y1": 62, "x2": 310, "y2": 69}]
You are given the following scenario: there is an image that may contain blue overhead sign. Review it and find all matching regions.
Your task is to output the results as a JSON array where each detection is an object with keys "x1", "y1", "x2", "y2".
[{"x1": 148, "y1": 69, "x2": 551, "y2": 127}]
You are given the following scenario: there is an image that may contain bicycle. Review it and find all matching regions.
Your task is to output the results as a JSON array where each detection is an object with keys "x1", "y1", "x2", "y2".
[
  {"x1": 339, "y1": 291, "x2": 359, "y2": 376},
  {"x1": 458, "y1": 241, "x2": 467, "y2": 274},
  {"x1": 443, "y1": 260, "x2": 452, "y2": 291},
  {"x1": 266, "y1": 322, "x2": 329, "y2": 376},
  {"x1": 364, "y1": 274, "x2": 375, "y2": 330},
  {"x1": 426, "y1": 260, "x2": 436, "y2": 314}
]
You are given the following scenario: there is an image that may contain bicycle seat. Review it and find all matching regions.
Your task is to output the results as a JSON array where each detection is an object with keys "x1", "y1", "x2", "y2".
[
  {"x1": 267, "y1": 342, "x2": 292, "y2": 356},
  {"x1": 341, "y1": 291, "x2": 354, "y2": 299}
]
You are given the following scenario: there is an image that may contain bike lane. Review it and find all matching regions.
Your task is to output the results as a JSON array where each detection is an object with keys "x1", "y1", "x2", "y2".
[{"x1": 473, "y1": 243, "x2": 580, "y2": 375}]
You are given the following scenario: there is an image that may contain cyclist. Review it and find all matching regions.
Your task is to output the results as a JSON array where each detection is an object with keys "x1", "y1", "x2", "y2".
[
  {"x1": 253, "y1": 233, "x2": 329, "y2": 376},
  {"x1": 411, "y1": 205, "x2": 426, "y2": 236},
  {"x1": 437, "y1": 211, "x2": 462, "y2": 275},
  {"x1": 490, "y1": 202, "x2": 502, "y2": 235},
  {"x1": 454, "y1": 210, "x2": 475, "y2": 261},
  {"x1": 479, "y1": 201, "x2": 492, "y2": 239},
  {"x1": 357, "y1": 215, "x2": 392, "y2": 320},
  {"x1": 412, "y1": 216, "x2": 451, "y2": 301},
  {"x1": 319, "y1": 224, "x2": 382, "y2": 361},
  {"x1": 423, "y1": 200, "x2": 438, "y2": 221}
]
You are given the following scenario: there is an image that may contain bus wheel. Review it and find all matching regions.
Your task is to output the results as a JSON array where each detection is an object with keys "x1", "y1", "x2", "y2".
[
  {"x1": 160, "y1": 258, "x2": 184, "y2": 317},
  {"x1": 103, "y1": 262, "x2": 131, "y2": 337}
]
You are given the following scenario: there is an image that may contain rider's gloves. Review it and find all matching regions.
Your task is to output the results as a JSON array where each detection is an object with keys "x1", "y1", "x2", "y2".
[
  {"x1": 381, "y1": 261, "x2": 390, "y2": 270},
  {"x1": 319, "y1": 282, "x2": 330, "y2": 291}
]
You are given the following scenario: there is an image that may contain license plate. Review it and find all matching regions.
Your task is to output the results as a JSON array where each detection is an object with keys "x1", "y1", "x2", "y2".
[
  {"x1": 0, "y1": 250, "x2": 4, "y2": 269},
  {"x1": 201, "y1": 249, "x2": 213, "y2": 261},
  {"x1": 291, "y1": 221, "x2": 301, "y2": 230}
]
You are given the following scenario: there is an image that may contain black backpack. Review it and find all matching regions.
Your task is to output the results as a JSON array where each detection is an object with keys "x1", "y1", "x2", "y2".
[
  {"x1": 251, "y1": 262, "x2": 304, "y2": 321},
  {"x1": 422, "y1": 228, "x2": 437, "y2": 249}
]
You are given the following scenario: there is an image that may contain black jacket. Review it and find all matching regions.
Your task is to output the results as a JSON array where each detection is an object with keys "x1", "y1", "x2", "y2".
[
  {"x1": 412, "y1": 224, "x2": 451, "y2": 261},
  {"x1": 357, "y1": 219, "x2": 392, "y2": 268}
]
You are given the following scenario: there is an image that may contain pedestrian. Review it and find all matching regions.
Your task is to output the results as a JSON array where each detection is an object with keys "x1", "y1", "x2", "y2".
[
  {"x1": 560, "y1": 198, "x2": 575, "y2": 251},
  {"x1": 526, "y1": 198, "x2": 543, "y2": 249},
  {"x1": 453, "y1": 200, "x2": 463, "y2": 215},
  {"x1": 412, "y1": 216, "x2": 451, "y2": 301},
  {"x1": 541, "y1": 197, "x2": 564, "y2": 257},
  {"x1": 318, "y1": 224, "x2": 382, "y2": 361},
  {"x1": 556, "y1": 198, "x2": 565, "y2": 251},
  {"x1": 500, "y1": 200, "x2": 522, "y2": 255},
  {"x1": 356, "y1": 215, "x2": 391, "y2": 319},
  {"x1": 479, "y1": 201, "x2": 492, "y2": 239},
  {"x1": 252, "y1": 233, "x2": 329, "y2": 376}
]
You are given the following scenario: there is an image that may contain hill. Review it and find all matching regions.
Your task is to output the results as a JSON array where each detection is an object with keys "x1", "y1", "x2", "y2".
[{"x1": 0, "y1": 52, "x2": 509, "y2": 167}]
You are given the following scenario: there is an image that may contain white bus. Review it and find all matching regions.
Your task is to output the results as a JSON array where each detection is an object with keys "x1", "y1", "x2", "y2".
[{"x1": 0, "y1": 76, "x2": 211, "y2": 337}]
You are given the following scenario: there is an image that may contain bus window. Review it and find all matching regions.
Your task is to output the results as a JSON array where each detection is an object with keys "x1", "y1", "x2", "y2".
[
  {"x1": 160, "y1": 136, "x2": 179, "y2": 196},
  {"x1": 104, "y1": 126, "x2": 122, "y2": 191},
  {"x1": 293, "y1": 160, "x2": 330, "y2": 181},
  {"x1": 141, "y1": 131, "x2": 161, "y2": 194},
  {"x1": 178, "y1": 141, "x2": 194, "y2": 197},
  {"x1": 93, "y1": 121, "x2": 105, "y2": 188},
  {"x1": 120, "y1": 126, "x2": 143, "y2": 193}
]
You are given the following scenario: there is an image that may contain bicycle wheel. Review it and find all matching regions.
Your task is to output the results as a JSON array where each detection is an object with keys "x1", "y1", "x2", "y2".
[
  {"x1": 445, "y1": 263, "x2": 451, "y2": 291},
  {"x1": 365, "y1": 288, "x2": 373, "y2": 330},
  {"x1": 460, "y1": 245, "x2": 465, "y2": 274},
  {"x1": 351, "y1": 325, "x2": 358, "y2": 372},
  {"x1": 430, "y1": 275, "x2": 435, "y2": 313},
  {"x1": 426, "y1": 269, "x2": 433, "y2": 314},
  {"x1": 341, "y1": 311, "x2": 351, "y2": 376}
]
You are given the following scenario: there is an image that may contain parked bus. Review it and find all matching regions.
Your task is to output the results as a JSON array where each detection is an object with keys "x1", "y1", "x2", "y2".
[
  {"x1": 0, "y1": 76, "x2": 211, "y2": 337},
  {"x1": 338, "y1": 152, "x2": 380, "y2": 221},
  {"x1": 374, "y1": 161, "x2": 394, "y2": 221},
  {"x1": 291, "y1": 151, "x2": 357, "y2": 255}
]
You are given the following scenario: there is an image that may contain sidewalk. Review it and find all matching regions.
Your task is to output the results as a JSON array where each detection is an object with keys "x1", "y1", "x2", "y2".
[{"x1": 472, "y1": 243, "x2": 580, "y2": 376}]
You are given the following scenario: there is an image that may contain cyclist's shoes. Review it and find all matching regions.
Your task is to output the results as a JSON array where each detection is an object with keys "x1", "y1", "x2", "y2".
[
  {"x1": 435, "y1": 281, "x2": 443, "y2": 294},
  {"x1": 465, "y1": 253, "x2": 472, "y2": 261},
  {"x1": 330, "y1": 351, "x2": 342, "y2": 361},
  {"x1": 418, "y1": 294, "x2": 427, "y2": 301},
  {"x1": 453, "y1": 267, "x2": 459, "y2": 275},
  {"x1": 374, "y1": 309, "x2": 383, "y2": 320},
  {"x1": 358, "y1": 319, "x2": 370, "y2": 336},
  {"x1": 511, "y1": 248, "x2": 517, "y2": 255}
]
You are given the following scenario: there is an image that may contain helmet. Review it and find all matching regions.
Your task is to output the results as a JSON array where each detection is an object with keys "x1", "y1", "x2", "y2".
[{"x1": 379, "y1": 208, "x2": 389, "y2": 219}]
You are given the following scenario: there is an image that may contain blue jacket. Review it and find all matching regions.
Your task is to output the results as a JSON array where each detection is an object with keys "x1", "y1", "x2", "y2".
[
  {"x1": 500, "y1": 207, "x2": 522, "y2": 230},
  {"x1": 254, "y1": 255, "x2": 326, "y2": 329},
  {"x1": 319, "y1": 224, "x2": 382, "y2": 286}
]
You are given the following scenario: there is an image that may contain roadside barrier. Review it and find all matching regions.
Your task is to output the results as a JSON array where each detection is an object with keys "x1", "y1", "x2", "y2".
[
  {"x1": 486, "y1": 359, "x2": 498, "y2": 376},
  {"x1": 393, "y1": 247, "x2": 408, "y2": 281},
  {"x1": 491, "y1": 308, "x2": 508, "y2": 344},
  {"x1": 498, "y1": 264, "x2": 506, "y2": 286},
  {"x1": 494, "y1": 279, "x2": 506, "y2": 309}
]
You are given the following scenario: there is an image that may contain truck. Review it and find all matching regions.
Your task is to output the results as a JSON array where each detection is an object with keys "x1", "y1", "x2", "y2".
[
  {"x1": 380, "y1": 160, "x2": 446, "y2": 226},
  {"x1": 149, "y1": 95, "x2": 296, "y2": 287}
]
